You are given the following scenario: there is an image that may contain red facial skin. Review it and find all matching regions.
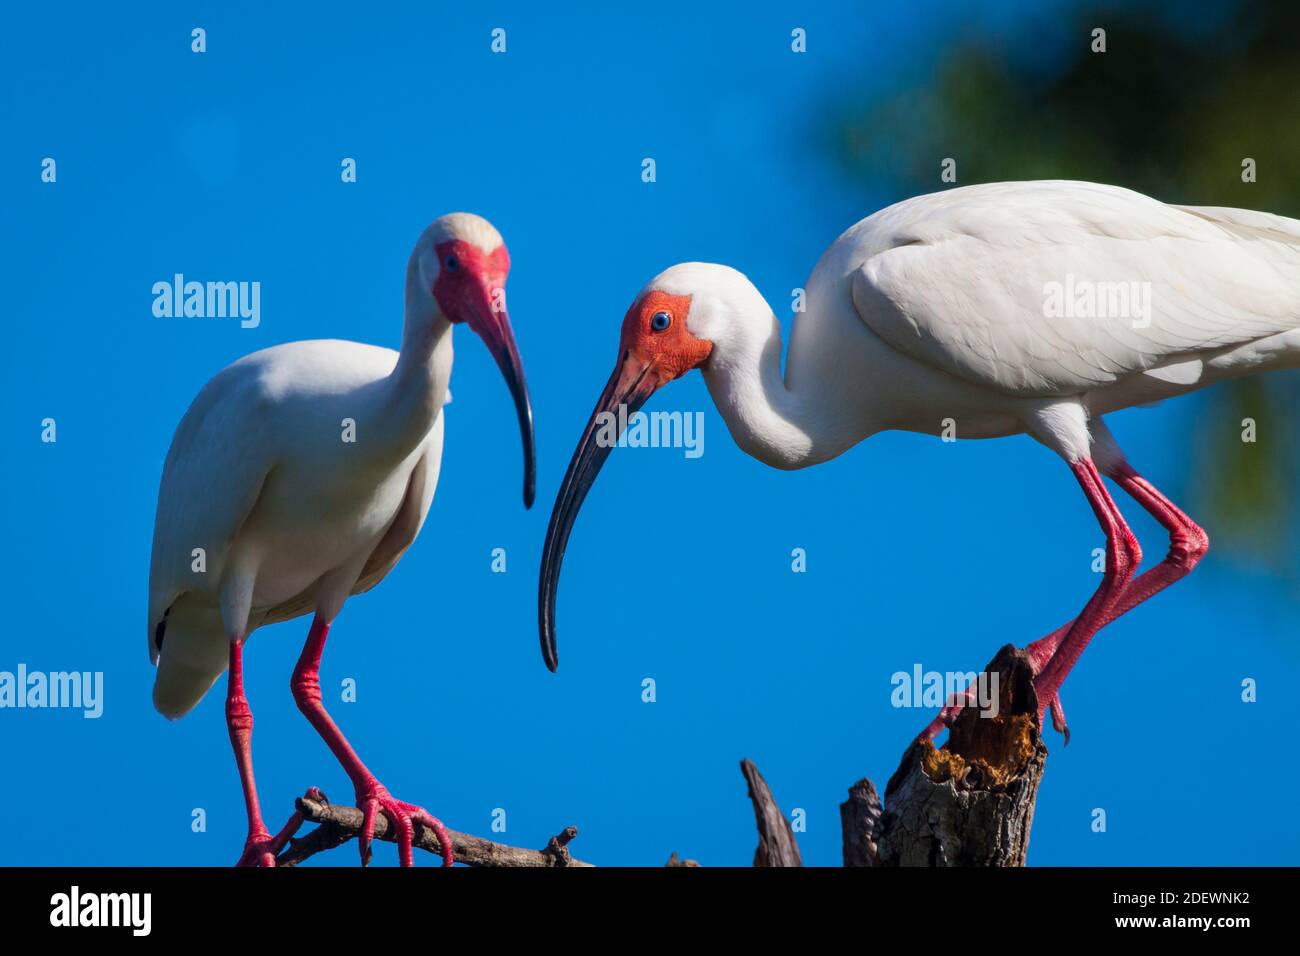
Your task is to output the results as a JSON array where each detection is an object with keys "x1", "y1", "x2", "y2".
[
  {"x1": 432, "y1": 238, "x2": 510, "y2": 322},
  {"x1": 429, "y1": 236, "x2": 536, "y2": 509},
  {"x1": 617, "y1": 290, "x2": 713, "y2": 386}
]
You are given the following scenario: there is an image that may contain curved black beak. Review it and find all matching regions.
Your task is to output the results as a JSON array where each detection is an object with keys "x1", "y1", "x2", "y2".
[
  {"x1": 468, "y1": 292, "x2": 535, "y2": 509},
  {"x1": 538, "y1": 352, "x2": 659, "y2": 671}
]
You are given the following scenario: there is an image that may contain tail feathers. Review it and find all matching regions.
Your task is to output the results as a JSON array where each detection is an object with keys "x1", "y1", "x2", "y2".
[{"x1": 152, "y1": 603, "x2": 228, "y2": 719}]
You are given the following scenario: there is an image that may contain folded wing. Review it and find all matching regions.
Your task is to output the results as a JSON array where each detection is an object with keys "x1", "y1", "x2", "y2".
[{"x1": 852, "y1": 181, "x2": 1300, "y2": 397}]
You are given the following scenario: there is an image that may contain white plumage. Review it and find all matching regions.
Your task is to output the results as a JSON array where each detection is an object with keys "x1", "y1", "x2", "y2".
[
  {"x1": 644, "y1": 181, "x2": 1300, "y2": 468},
  {"x1": 844, "y1": 181, "x2": 1300, "y2": 395},
  {"x1": 148, "y1": 339, "x2": 446, "y2": 716},
  {"x1": 147, "y1": 213, "x2": 534, "y2": 867},
  {"x1": 539, "y1": 181, "x2": 1299, "y2": 740}
]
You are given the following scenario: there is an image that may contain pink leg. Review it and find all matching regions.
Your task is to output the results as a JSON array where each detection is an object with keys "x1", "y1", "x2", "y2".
[
  {"x1": 1024, "y1": 472, "x2": 1207, "y2": 668},
  {"x1": 918, "y1": 459, "x2": 1143, "y2": 742},
  {"x1": 290, "y1": 614, "x2": 454, "y2": 867},
  {"x1": 1030, "y1": 461, "x2": 1142, "y2": 713},
  {"x1": 1092, "y1": 465, "x2": 1208, "y2": 622},
  {"x1": 1023, "y1": 464, "x2": 1207, "y2": 729},
  {"x1": 227, "y1": 639, "x2": 276, "y2": 867},
  {"x1": 255, "y1": 785, "x2": 329, "y2": 865}
]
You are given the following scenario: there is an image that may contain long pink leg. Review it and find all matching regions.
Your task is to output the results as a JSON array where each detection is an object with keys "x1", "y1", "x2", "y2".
[
  {"x1": 227, "y1": 639, "x2": 276, "y2": 867},
  {"x1": 1031, "y1": 460, "x2": 1143, "y2": 712},
  {"x1": 1025, "y1": 464, "x2": 1209, "y2": 720},
  {"x1": 290, "y1": 614, "x2": 454, "y2": 867},
  {"x1": 918, "y1": 459, "x2": 1143, "y2": 741},
  {"x1": 1031, "y1": 465, "x2": 1209, "y2": 653}
]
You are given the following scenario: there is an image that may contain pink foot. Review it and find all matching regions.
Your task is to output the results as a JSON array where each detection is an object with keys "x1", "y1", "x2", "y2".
[
  {"x1": 918, "y1": 456, "x2": 1207, "y2": 749},
  {"x1": 914, "y1": 647, "x2": 1070, "y2": 745},
  {"x1": 916, "y1": 688, "x2": 976, "y2": 743},
  {"x1": 355, "y1": 778, "x2": 454, "y2": 868},
  {"x1": 234, "y1": 786, "x2": 324, "y2": 867},
  {"x1": 290, "y1": 617, "x2": 454, "y2": 868},
  {"x1": 235, "y1": 828, "x2": 277, "y2": 867}
]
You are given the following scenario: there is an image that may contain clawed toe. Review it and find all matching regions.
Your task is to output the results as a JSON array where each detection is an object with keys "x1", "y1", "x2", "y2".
[
  {"x1": 1047, "y1": 694, "x2": 1070, "y2": 745},
  {"x1": 356, "y1": 783, "x2": 453, "y2": 867},
  {"x1": 235, "y1": 830, "x2": 277, "y2": 867}
]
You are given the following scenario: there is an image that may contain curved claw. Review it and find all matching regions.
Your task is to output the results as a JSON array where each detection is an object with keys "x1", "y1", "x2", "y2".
[
  {"x1": 357, "y1": 785, "x2": 453, "y2": 867},
  {"x1": 1048, "y1": 694, "x2": 1070, "y2": 745},
  {"x1": 359, "y1": 798, "x2": 380, "y2": 866},
  {"x1": 412, "y1": 809, "x2": 455, "y2": 867}
]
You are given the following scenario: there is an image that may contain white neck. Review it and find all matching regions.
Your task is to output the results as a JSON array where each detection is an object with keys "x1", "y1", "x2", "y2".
[
  {"x1": 376, "y1": 264, "x2": 454, "y2": 459},
  {"x1": 698, "y1": 296, "x2": 863, "y2": 471}
]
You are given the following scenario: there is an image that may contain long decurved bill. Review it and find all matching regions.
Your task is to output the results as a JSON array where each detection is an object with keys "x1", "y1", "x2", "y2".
[
  {"x1": 538, "y1": 351, "x2": 659, "y2": 671},
  {"x1": 469, "y1": 294, "x2": 536, "y2": 509}
]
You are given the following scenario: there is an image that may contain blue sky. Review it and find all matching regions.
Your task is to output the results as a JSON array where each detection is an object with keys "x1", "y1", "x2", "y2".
[{"x1": 2, "y1": 0, "x2": 1296, "y2": 867}]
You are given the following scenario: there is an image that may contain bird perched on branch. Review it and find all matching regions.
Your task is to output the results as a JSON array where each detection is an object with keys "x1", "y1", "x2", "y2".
[
  {"x1": 539, "y1": 180, "x2": 1300, "y2": 739},
  {"x1": 148, "y1": 213, "x2": 534, "y2": 866}
]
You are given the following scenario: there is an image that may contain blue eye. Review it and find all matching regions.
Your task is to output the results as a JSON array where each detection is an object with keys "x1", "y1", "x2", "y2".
[
  {"x1": 444, "y1": 255, "x2": 459, "y2": 272},
  {"x1": 650, "y1": 311, "x2": 672, "y2": 332}
]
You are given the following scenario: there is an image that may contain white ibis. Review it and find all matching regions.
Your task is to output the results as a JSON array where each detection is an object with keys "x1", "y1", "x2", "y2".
[
  {"x1": 148, "y1": 213, "x2": 534, "y2": 867},
  {"x1": 540, "y1": 180, "x2": 1300, "y2": 739}
]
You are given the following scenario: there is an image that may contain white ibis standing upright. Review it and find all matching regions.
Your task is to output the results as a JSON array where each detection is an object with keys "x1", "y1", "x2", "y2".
[
  {"x1": 148, "y1": 213, "x2": 534, "y2": 866},
  {"x1": 540, "y1": 180, "x2": 1300, "y2": 739}
]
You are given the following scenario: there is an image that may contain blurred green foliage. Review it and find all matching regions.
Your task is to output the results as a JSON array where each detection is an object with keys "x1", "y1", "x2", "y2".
[{"x1": 831, "y1": 0, "x2": 1300, "y2": 569}]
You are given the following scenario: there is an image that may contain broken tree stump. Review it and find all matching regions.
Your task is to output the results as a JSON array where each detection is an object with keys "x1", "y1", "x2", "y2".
[{"x1": 842, "y1": 644, "x2": 1048, "y2": 867}]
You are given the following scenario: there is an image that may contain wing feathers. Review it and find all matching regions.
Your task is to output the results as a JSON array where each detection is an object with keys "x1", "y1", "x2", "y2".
[
  {"x1": 147, "y1": 362, "x2": 276, "y2": 660},
  {"x1": 852, "y1": 182, "x2": 1300, "y2": 396}
]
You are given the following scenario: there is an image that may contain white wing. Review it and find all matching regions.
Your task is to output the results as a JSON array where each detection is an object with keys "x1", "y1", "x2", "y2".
[
  {"x1": 849, "y1": 181, "x2": 1300, "y2": 396},
  {"x1": 146, "y1": 359, "x2": 278, "y2": 662}
]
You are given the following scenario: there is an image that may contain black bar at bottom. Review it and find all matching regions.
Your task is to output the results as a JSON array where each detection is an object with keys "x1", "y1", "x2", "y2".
[{"x1": 0, "y1": 866, "x2": 1285, "y2": 939}]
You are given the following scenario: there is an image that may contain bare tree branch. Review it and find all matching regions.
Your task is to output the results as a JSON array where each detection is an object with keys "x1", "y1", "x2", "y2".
[
  {"x1": 274, "y1": 795, "x2": 593, "y2": 868},
  {"x1": 740, "y1": 758, "x2": 803, "y2": 867}
]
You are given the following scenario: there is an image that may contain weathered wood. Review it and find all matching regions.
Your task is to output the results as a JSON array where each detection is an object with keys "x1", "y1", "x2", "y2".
[
  {"x1": 740, "y1": 758, "x2": 803, "y2": 867},
  {"x1": 276, "y1": 795, "x2": 593, "y2": 867},
  {"x1": 868, "y1": 645, "x2": 1047, "y2": 867},
  {"x1": 839, "y1": 777, "x2": 883, "y2": 867}
]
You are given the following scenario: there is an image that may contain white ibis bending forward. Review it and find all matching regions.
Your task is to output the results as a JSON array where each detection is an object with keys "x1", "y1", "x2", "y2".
[
  {"x1": 540, "y1": 180, "x2": 1300, "y2": 738},
  {"x1": 149, "y1": 214, "x2": 533, "y2": 866}
]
